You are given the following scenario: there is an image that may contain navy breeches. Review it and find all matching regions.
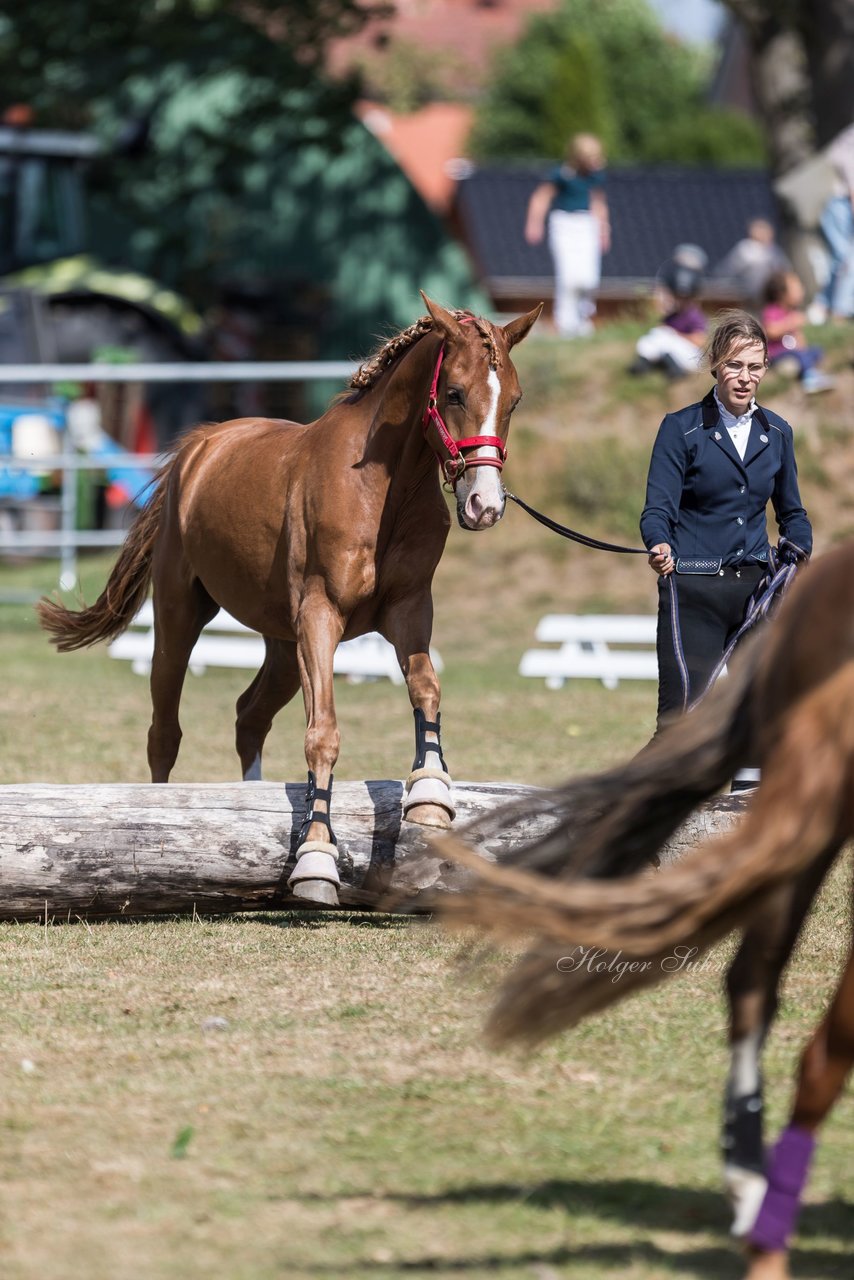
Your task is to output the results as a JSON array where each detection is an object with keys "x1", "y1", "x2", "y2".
[{"x1": 655, "y1": 565, "x2": 765, "y2": 731}]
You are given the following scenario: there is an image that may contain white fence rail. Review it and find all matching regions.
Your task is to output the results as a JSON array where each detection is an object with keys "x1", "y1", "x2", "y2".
[
  {"x1": 0, "y1": 360, "x2": 358, "y2": 593},
  {"x1": 108, "y1": 601, "x2": 443, "y2": 685},
  {"x1": 519, "y1": 614, "x2": 659, "y2": 689},
  {"x1": 0, "y1": 361, "x2": 357, "y2": 384}
]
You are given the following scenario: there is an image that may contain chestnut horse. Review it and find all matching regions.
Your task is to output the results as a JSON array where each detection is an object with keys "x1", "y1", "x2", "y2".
[
  {"x1": 38, "y1": 295, "x2": 541, "y2": 907},
  {"x1": 439, "y1": 541, "x2": 854, "y2": 1279}
]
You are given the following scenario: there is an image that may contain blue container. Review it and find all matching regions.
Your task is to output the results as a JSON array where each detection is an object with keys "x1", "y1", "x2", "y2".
[{"x1": 0, "y1": 403, "x2": 66, "y2": 500}]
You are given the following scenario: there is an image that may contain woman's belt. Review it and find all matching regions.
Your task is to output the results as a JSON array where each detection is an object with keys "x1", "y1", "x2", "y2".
[
  {"x1": 675, "y1": 557, "x2": 722, "y2": 574},
  {"x1": 675, "y1": 557, "x2": 767, "y2": 575}
]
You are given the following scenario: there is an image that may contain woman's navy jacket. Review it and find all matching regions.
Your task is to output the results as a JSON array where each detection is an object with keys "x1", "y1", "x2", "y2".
[{"x1": 640, "y1": 389, "x2": 812, "y2": 564}]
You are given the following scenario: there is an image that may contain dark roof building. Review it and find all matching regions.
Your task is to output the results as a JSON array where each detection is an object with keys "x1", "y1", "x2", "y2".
[{"x1": 453, "y1": 165, "x2": 779, "y2": 317}]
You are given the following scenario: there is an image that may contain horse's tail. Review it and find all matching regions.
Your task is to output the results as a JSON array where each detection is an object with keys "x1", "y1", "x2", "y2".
[
  {"x1": 37, "y1": 471, "x2": 168, "y2": 651},
  {"x1": 441, "y1": 659, "x2": 854, "y2": 1046},
  {"x1": 446, "y1": 625, "x2": 767, "y2": 889}
]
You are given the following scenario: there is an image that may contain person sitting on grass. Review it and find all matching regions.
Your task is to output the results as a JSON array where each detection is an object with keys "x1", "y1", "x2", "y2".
[
  {"x1": 761, "y1": 270, "x2": 835, "y2": 395},
  {"x1": 630, "y1": 248, "x2": 708, "y2": 382},
  {"x1": 712, "y1": 216, "x2": 791, "y2": 307}
]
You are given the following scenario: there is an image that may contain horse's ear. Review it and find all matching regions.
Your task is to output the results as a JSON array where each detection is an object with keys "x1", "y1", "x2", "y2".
[
  {"x1": 420, "y1": 292, "x2": 465, "y2": 341},
  {"x1": 501, "y1": 303, "x2": 543, "y2": 349}
]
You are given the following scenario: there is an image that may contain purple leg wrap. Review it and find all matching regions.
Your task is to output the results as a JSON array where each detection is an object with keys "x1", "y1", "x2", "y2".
[{"x1": 748, "y1": 1125, "x2": 816, "y2": 1252}]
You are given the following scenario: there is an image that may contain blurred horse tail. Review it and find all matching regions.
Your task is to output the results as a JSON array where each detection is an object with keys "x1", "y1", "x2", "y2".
[
  {"x1": 443, "y1": 614, "x2": 766, "y2": 892},
  {"x1": 437, "y1": 541, "x2": 854, "y2": 1044}
]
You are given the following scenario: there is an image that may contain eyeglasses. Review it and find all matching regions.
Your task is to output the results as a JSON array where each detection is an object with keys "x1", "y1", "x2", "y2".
[{"x1": 722, "y1": 361, "x2": 766, "y2": 378}]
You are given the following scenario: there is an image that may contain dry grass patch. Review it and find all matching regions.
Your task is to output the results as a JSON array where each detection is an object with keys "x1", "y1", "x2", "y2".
[{"x1": 0, "y1": 864, "x2": 852, "y2": 1280}]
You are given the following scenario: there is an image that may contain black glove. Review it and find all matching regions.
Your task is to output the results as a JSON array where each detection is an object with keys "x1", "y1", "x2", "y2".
[{"x1": 778, "y1": 540, "x2": 808, "y2": 566}]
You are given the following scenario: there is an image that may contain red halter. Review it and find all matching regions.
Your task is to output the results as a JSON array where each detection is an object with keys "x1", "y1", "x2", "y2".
[{"x1": 421, "y1": 343, "x2": 507, "y2": 487}]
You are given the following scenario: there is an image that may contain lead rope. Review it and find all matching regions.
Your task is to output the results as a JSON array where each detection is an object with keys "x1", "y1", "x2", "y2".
[{"x1": 503, "y1": 491, "x2": 649, "y2": 555}]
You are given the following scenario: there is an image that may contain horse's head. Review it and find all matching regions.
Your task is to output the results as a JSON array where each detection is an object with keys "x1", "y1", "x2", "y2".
[{"x1": 421, "y1": 294, "x2": 542, "y2": 531}]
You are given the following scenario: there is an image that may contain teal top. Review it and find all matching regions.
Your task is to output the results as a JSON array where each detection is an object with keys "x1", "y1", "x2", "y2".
[{"x1": 548, "y1": 165, "x2": 606, "y2": 213}]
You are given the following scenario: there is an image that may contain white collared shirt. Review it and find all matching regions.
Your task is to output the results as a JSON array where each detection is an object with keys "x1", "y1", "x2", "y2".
[{"x1": 714, "y1": 388, "x2": 756, "y2": 461}]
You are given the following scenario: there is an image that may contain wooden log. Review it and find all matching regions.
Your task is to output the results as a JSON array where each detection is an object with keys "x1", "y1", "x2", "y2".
[{"x1": 0, "y1": 781, "x2": 748, "y2": 921}]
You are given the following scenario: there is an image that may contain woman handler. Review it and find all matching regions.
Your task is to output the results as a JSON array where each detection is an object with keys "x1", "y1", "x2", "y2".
[{"x1": 641, "y1": 310, "x2": 812, "y2": 781}]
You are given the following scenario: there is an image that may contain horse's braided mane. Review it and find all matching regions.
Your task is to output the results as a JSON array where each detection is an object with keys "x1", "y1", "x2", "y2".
[{"x1": 344, "y1": 310, "x2": 500, "y2": 401}]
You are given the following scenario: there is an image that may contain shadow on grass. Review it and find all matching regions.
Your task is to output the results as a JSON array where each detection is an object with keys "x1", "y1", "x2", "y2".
[
  {"x1": 261, "y1": 910, "x2": 415, "y2": 930},
  {"x1": 387, "y1": 1177, "x2": 724, "y2": 1222},
  {"x1": 38, "y1": 909, "x2": 416, "y2": 930},
  {"x1": 294, "y1": 1240, "x2": 851, "y2": 1278},
  {"x1": 295, "y1": 1179, "x2": 853, "y2": 1278}
]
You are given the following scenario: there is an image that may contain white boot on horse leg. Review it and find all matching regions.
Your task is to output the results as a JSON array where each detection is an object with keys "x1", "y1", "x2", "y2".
[
  {"x1": 724, "y1": 1095, "x2": 768, "y2": 1239},
  {"x1": 287, "y1": 772, "x2": 341, "y2": 906},
  {"x1": 404, "y1": 759, "x2": 456, "y2": 828},
  {"x1": 723, "y1": 1034, "x2": 769, "y2": 1239},
  {"x1": 727, "y1": 1164, "x2": 769, "y2": 1239},
  {"x1": 403, "y1": 709, "x2": 455, "y2": 829},
  {"x1": 289, "y1": 842, "x2": 340, "y2": 906}
]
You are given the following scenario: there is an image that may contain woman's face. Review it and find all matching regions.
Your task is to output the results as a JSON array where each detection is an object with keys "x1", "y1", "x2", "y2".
[{"x1": 715, "y1": 340, "x2": 767, "y2": 415}]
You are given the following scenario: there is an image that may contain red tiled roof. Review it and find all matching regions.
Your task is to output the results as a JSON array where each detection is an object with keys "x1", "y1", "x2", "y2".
[
  {"x1": 356, "y1": 100, "x2": 474, "y2": 212},
  {"x1": 329, "y1": 0, "x2": 560, "y2": 83}
]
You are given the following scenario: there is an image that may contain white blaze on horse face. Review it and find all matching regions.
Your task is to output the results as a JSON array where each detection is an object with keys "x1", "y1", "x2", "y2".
[{"x1": 458, "y1": 368, "x2": 506, "y2": 529}]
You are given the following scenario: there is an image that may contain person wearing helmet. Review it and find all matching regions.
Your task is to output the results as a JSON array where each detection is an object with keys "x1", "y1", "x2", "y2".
[{"x1": 630, "y1": 245, "x2": 709, "y2": 381}]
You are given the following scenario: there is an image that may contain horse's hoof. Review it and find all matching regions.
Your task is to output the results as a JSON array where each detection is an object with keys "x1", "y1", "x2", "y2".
[
  {"x1": 290, "y1": 879, "x2": 340, "y2": 907},
  {"x1": 726, "y1": 1166, "x2": 768, "y2": 1238},
  {"x1": 287, "y1": 843, "x2": 340, "y2": 906},
  {"x1": 403, "y1": 772, "x2": 455, "y2": 827},
  {"x1": 404, "y1": 802, "x2": 453, "y2": 829},
  {"x1": 742, "y1": 1247, "x2": 790, "y2": 1280}
]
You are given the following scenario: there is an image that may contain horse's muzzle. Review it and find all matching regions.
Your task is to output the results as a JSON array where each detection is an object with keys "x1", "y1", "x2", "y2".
[{"x1": 457, "y1": 496, "x2": 506, "y2": 531}]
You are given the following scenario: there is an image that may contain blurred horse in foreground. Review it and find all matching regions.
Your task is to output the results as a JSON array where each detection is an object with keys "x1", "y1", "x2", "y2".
[{"x1": 440, "y1": 541, "x2": 854, "y2": 1279}]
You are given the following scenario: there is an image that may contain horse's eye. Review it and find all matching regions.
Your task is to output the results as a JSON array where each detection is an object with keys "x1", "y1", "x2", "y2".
[
  {"x1": 511, "y1": 394, "x2": 522, "y2": 412},
  {"x1": 447, "y1": 388, "x2": 465, "y2": 407}
]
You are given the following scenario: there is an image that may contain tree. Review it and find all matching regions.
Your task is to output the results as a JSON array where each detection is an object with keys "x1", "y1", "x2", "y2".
[
  {"x1": 0, "y1": 2, "x2": 384, "y2": 297},
  {"x1": 715, "y1": 0, "x2": 853, "y2": 288},
  {"x1": 0, "y1": 1, "x2": 386, "y2": 131},
  {"x1": 0, "y1": 1, "x2": 487, "y2": 361},
  {"x1": 720, "y1": 0, "x2": 854, "y2": 171},
  {"x1": 469, "y1": 0, "x2": 766, "y2": 166},
  {"x1": 470, "y1": 30, "x2": 613, "y2": 160},
  {"x1": 0, "y1": 0, "x2": 389, "y2": 278}
]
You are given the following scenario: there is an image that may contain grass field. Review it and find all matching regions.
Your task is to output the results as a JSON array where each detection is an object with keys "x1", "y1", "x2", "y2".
[
  {"x1": 1, "y1": 900, "x2": 852, "y2": 1280},
  {"x1": 1, "y1": 330, "x2": 853, "y2": 1278}
]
